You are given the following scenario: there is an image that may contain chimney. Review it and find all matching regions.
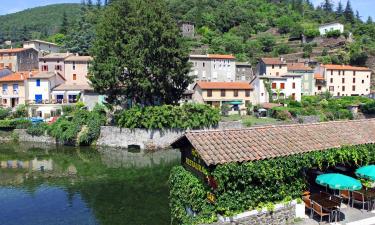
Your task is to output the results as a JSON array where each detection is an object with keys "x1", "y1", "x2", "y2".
[
  {"x1": 66, "y1": 51, "x2": 70, "y2": 56},
  {"x1": 280, "y1": 57, "x2": 285, "y2": 63},
  {"x1": 29, "y1": 71, "x2": 33, "y2": 78},
  {"x1": 20, "y1": 73, "x2": 24, "y2": 80}
]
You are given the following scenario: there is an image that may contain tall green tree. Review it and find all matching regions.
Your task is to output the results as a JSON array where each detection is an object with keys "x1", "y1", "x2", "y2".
[
  {"x1": 322, "y1": 0, "x2": 333, "y2": 12},
  {"x1": 336, "y1": 1, "x2": 343, "y2": 16},
  {"x1": 90, "y1": 0, "x2": 193, "y2": 106},
  {"x1": 367, "y1": 16, "x2": 373, "y2": 24},
  {"x1": 344, "y1": 0, "x2": 354, "y2": 23},
  {"x1": 60, "y1": 11, "x2": 69, "y2": 35}
]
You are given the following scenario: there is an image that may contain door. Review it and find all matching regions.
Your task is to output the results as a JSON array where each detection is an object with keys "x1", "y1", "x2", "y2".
[
  {"x1": 35, "y1": 94, "x2": 43, "y2": 104},
  {"x1": 11, "y1": 98, "x2": 16, "y2": 107}
]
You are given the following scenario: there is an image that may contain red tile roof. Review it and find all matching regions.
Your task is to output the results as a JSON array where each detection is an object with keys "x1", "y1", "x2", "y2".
[
  {"x1": 172, "y1": 119, "x2": 375, "y2": 166},
  {"x1": 0, "y1": 71, "x2": 38, "y2": 82},
  {"x1": 195, "y1": 82, "x2": 253, "y2": 90},
  {"x1": 207, "y1": 54, "x2": 236, "y2": 59},
  {"x1": 314, "y1": 73, "x2": 324, "y2": 80},
  {"x1": 323, "y1": 64, "x2": 371, "y2": 71},
  {"x1": 287, "y1": 63, "x2": 313, "y2": 71},
  {"x1": 261, "y1": 58, "x2": 286, "y2": 65},
  {"x1": 0, "y1": 48, "x2": 31, "y2": 53},
  {"x1": 260, "y1": 103, "x2": 282, "y2": 109}
]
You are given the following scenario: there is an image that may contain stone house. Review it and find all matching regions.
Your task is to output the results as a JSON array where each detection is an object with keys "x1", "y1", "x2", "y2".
[
  {"x1": 0, "y1": 48, "x2": 39, "y2": 72},
  {"x1": 192, "y1": 82, "x2": 254, "y2": 115},
  {"x1": 179, "y1": 22, "x2": 195, "y2": 38},
  {"x1": 189, "y1": 54, "x2": 236, "y2": 89},
  {"x1": 23, "y1": 40, "x2": 60, "y2": 55},
  {"x1": 315, "y1": 64, "x2": 372, "y2": 97},
  {"x1": 235, "y1": 62, "x2": 254, "y2": 81}
]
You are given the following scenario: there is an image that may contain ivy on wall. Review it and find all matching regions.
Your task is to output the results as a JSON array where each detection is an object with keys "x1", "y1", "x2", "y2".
[{"x1": 169, "y1": 144, "x2": 375, "y2": 225}]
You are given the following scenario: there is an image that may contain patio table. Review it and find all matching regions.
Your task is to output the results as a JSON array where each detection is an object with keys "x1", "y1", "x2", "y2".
[{"x1": 311, "y1": 193, "x2": 340, "y2": 222}]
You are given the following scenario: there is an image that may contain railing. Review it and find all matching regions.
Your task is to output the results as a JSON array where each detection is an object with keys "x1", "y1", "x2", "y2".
[{"x1": 26, "y1": 99, "x2": 78, "y2": 105}]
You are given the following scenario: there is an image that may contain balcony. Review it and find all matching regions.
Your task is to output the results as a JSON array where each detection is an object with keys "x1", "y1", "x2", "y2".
[{"x1": 26, "y1": 99, "x2": 78, "y2": 105}]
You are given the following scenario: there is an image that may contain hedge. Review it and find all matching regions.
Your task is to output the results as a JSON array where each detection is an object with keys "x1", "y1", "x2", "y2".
[
  {"x1": 170, "y1": 144, "x2": 375, "y2": 225},
  {"x1": 116, "y1": 104, "x2": 221, "y2": 129},
  {"x1": 26, "y1": 123, "x2": 48, "y2": 136},
  {"x1": 0, "y1": 119, "x2": 32, "y2": 129}
]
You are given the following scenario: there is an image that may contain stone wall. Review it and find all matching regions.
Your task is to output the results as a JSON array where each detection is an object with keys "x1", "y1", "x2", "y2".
[
  {"x1": 201, "y1": 204, "x2": 296, "y2": 225},
  {"x1": 14, "y1": 129, "x2": 57, "y2": 144},
  {"x1": 97, "y1": 122, "x2": 245, "y2": 150}
]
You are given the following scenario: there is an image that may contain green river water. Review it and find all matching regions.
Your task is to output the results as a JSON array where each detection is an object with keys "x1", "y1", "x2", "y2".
[{"x1": 0, "y1": 142, "x2": 180, "y2": 225}]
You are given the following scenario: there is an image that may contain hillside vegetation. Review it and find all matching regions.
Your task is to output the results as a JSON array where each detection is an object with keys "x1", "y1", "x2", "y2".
[{"x1": 0, "y1": 3, "x2": 81, "y2": 46}]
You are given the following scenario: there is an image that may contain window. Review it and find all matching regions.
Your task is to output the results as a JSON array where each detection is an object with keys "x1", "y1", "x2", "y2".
[
  {"x1": 73, "y1": 74, "x2": 77, "y2": 81},
  {"x1": 55, "y1": 65, "x2": 61, "y2": 71},
  {"x1": 337, "y1": 92, "x2": 340, "y2": 96},
  {"x1": 42, "y1": 65, "x2": 48, "y2": 71},
  {"x1": 353, "y1": 78, "x2": 356, "y2": 83},
  {"x1": 353, "y1": 71, "x2": 356, "y2": 76},
  {"x1": 352, "y1": 85, "x2": 356, "y2": 91},
  {"x1": 342, "y1": 86, "x2": 345, "y2": 91},
  {"x1": 234, "y1": 90, "x2": 238, "y2": 97},
  {"x1": 36, "y1": 79, "x2": 41, "y2": 87},
  {"x1": 342, "y1": 78, "x2": 345, "y2": 83},
  {"x1": 318, "y1": 86, "x2": 322, "y2": 91},
  {"x1": 339, "y1": 71, "x2": 341, "y2": 75},
  {"x1": 280, "y1": 83, "x2": 285, "y2": 89},
  {"x1": 3, "y1": 99, "x2": 7, "y2": 104},
  {"x1": 342, "y1": 71, "x2": 345, "y2": 75},
  {"x1": 292, "y1": 82, "x2": 296, "y2": 89},
  {"x1": 202, "y1": 62, "x2": 205, "y2": 68},
  {"x1": 207, "y1": 90, "x2": 212, "y2": 97},
  {"x1": 279, "y1": 65, "x2": 282, "y2": 69},
  {"x1": 331, "y1": 70, "x2": 333, "y2": 75},
  {"x1": 221, "y1": 90, "x2": 225, "y2": 97},
  {"x1": 276, "y1": 72, "x2": 279, "y2": 76},
  {"x1": 73, "y1": 62, "x2": 76, "y2": 70},
  {"x1": 329, "y1": 86, "x2": 334, "y2": 91},
  {"x1": 271, "y1": 83, "x2": 277, "y2": 89},
  {"x1": 272, "y1": 65, "x2": 275, "y2": 69},
  {"x1": 2, "y1": 84, "x2": 8, "y2": 94},
  {"x1": 330, "y1": 78, "x2": 333, "y2": 83},
  {"x1": 245, "y1": 90, "x2": 250, "y2": 97},
  {"x1": 291, "y1": 93, "x2": 296, "y2": 100},
  {"x1": 13, "y1": 84, "x2": 18, "y2": 94},
  {"x1": 362, "y1": 80, "x2": 364, "y2": 84}
]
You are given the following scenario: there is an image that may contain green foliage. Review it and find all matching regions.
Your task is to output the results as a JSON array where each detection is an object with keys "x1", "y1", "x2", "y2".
[
  {"x1": 170, "y1": 144, "x2": 375, "y2": 223},
  {"x1": 0, "y1": 119, "x2": 31, "y2": 129},
  {"x1": 90, "y1": 0, "x2": 192, "y2": 106},
  {"x1": 26, "y1": 123, "x2": 48, "y2": 136},
  {"x1": 325, "y1": 30, "x2": 342, "y2": 38},
  {"x1": 303, "y1": 44, "x2": 313, "y2": 58},
  {"x1": 62, "y1": 105, "x2": 76, "y2": 115},
  {"x1": 362, "y1": 101, "x2": 375, "y2": 114},
  {"x1": 0, "y1": 108, "x2": 11, "y2": 120},
  {"x1": 77, "y1": 104, "x2": 107, "y2": 145},
  {"x1": 116, "y1": 104, "x2": 220, "y2": 129},
  {"x1": 12, "y1": 104, "x2": 28, "y2": 118},
  {"x1": 0, "y1": 4, "x2": 81, "y2": 45}
]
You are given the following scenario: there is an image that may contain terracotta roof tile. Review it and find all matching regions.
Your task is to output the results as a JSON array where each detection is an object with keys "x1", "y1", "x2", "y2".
[
  {"x1": 323, "y1": 64, "x2": 371, "y2": 71},
  {"x1": 0, "y1": 71, "x2": 38, "y2": 82},
  {"x1": 261, "y1": 58, "x2": 286, "y2": 65},
  {"x1": 0, "y1": 48, "x2": 31, "y2": 53},
  {"x1": 314, "y1": 73, "x2": 324, "y2": 80},
  {"x1": 195, "y1": 82, "x2": 253, "y2": 90},
  {"x1": 172, "y1": 119, "x2": 375, "y2": 166},
  {"x1": 207, "y1": 54, "x2": 235, "y2": 59},
  {"x1": 287, "y1": 63, "x2": 313, "y2": 71}
]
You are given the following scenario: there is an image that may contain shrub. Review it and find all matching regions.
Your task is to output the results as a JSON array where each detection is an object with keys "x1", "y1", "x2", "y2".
[
  {"x1": 116, "y1": 104, "x2": 220, "y2": 129},
  {"x1": 0, "y1": 120, "x2": 15, "y2": 128},
  {"x1": 48, "y1": 118, "x2": 80, "y2": 143},
  {"x1": 26, "y1": 123, "x2": 48, "y2": 136},
  {"x1": 0, "y1": 108, "x2": 11, "y2": 120},
  {"x1": 326, "y1": 30, "x2": 341, "y2": 38},
  {"x1": 62, "y1": 105, "x2": 76, "y2": 115},
  {"x1": 304, "y1": 28, "x2": 320, "y2": 38},
  {"x1": 363, "y1": 101, "x2": 375, "y2": 114},
  {"x1": 0, "y1": 119, "x2": 31, "y2": 129},
  {"x1": 275, "y1": 110, "x2": 292, "y2": 120},
  {"x1": 12, "y1": 104, "x2": 28, "y2": 118}
]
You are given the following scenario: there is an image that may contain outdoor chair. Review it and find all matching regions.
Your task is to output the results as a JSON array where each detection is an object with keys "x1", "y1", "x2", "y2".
[
  {"x1": 320, "y1": 191, "x2": 331, "y2": 199},
  {"x1": 302, "y1": 195, "x2": 313, "y2": 218},
  {"x1": 339, "y1": 190, "x2": 350, "y2": 204},
  {"x1": 312, "y1": 202, "x2": 332, "y2": 223},
  {"x1": 351, "y1": 191, "x2": 369, "y2": 211}
]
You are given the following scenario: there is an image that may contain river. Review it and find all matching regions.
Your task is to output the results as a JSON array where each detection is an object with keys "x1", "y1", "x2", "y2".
[{"x1": 0, "y1": 142, "x2": 180, "y2": 225}]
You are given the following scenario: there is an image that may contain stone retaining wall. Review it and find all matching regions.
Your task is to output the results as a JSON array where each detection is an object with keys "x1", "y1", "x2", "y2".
[
  {"x1": 97, "y1": 121, "x2": 244, "y2": 150},
  {"x1": 14, "y1": 129, "x2": 57, "y2": 144},
  {"x1": 201, "y1": 204, "x2": 296, "y2": 225}
]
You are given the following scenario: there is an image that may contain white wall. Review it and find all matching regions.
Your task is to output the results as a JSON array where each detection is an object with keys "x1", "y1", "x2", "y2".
[
  {"x1": 319, "y1": 23, "x2": 344, "y2": 35},
  {"x1": 27, "y1": 79, "x2": 51, "y2": 101}
]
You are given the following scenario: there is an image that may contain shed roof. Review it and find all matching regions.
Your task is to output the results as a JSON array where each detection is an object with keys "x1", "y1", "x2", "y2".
[
  {"x1": 287, "y1": 63, "x2": 313, "y2": 71},
  {"x1": 172, "y1": 119, "x2": 375, "y2": 166},
  {"x1": 323, "y1": 64, "x2": 371, "y2": 71},
  {"x1": 261, "y1": 58, "x2": 286, "y2": 65}
]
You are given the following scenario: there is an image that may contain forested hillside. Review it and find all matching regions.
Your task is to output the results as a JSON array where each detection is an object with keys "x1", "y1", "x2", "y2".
[
  {"x1": 1, "y1": 0, "x2": 375, "y2": 69},
  {"x1": 0, "y1": 4, "x2": 81, "y2": 46}
]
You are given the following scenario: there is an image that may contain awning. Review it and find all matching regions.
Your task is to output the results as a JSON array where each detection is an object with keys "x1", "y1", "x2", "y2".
[
  {"x1": 52, "y1": 91, "x2": 65, "y2": 95},
  {"x1": 225, "y1": 101, "x2": 243, "y2": 105},
  {"x1": 67, "y1": 91, "x2": 81, "y2": 95}
]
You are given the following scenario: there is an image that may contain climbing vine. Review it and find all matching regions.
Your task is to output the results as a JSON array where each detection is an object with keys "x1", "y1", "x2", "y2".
[
  {"x1": 263, "y1": 78, "x2": 273, "y2": 103},
  {"x1": 170, "y1": 144, "x2": 375, "y2": 225}
]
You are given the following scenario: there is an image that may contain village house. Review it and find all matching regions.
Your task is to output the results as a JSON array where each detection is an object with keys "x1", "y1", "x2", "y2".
[
  {"x1": 179, "y1": 21, "x2": 195, "y2": 38},
  {"x1": 192, "y1": 82, "x2": 254, "y2": 115},
  {"x1": 39, "y1": 52, "x2": 73, "y2": 79},
  {"x1": 188, "y1": 54, "x2": 236, "y2": 89},
  {"x1": 235, "y1": 62, "x2": 254, "y2": 81},
  {"x1": 287, "y1": 63, "x2": 315, "y2": 96},
  {"x1": 319, "y1": 22, "x2": 344, "y2": 36},
  {"x1": 0, "y1": 71, "x2": 38, "y2": 108},
  {"x1": 23, "y1": 40, "x2": 60, "y2": 55},
  {"x1": 0, "y1": 48, "x2": 39, "y2": 72},
  {"x1": 252, "y1": 58, "x2": 302, "y2": 103},
  {"x1": 315, "y1": 64, "x2": 372, "y2": 97},
  {"x1": 25, "y1": 71, "x2": 65, "y2": 118}
]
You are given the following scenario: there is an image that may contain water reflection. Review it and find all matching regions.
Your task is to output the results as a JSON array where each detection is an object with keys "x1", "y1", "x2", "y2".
[{"x1": 0, "y1": 143, "x2": 179, "y2": 225}]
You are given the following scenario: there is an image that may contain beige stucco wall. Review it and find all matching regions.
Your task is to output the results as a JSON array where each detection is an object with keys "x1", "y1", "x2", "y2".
[
  {"x1": 324, "y1": 69, "x2": 371, "y2": 96},
  {"x1": 265, "y1": 65, "x2": 288, "y2": 76},
  {"x1": 64, "y1": 61, "x2": 90, "y2": 86},
  {"x1": 0, "y1": 81, "x2": 26, "y2": 107}
]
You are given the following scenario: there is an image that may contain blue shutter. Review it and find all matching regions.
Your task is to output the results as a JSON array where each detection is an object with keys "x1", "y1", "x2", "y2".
[
  {"x1": 35, "y1": 94, "x2": 42, "y2": 103},
  {"x1": 36, "y1": 79, "x2": 41, "y2": 87}
]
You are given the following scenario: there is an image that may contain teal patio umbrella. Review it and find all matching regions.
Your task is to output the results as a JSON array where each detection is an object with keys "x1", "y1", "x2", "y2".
[
  {"x1": 316, "y1": 173, "x2": 362, "y2": 191},
  {"x1": 356, "y1": 165, "x2": 375, "y2": 181}
]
